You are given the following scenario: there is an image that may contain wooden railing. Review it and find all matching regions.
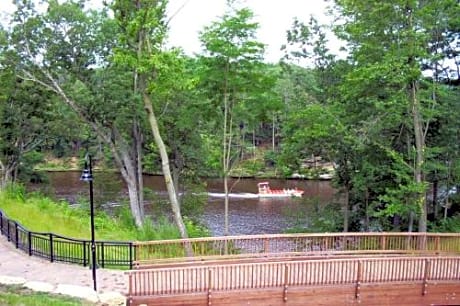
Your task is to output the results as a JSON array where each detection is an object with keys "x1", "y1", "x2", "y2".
[
  {"x1": 127, "y1": 256, "x2": 460, "y2": 298},
  {"x1": 133, "y1": 232, "x2": 460, "y2": 265}
]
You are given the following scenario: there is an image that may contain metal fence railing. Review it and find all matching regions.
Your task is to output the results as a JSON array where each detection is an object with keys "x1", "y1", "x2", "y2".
[{"x1": 0, "y1": 208, "x2": 134, "y2": 269}]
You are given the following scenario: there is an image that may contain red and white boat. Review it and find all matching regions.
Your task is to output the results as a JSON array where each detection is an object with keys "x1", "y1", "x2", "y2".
[{"x1": 257, "y1": 182, "x2": 304, "y2": 198}]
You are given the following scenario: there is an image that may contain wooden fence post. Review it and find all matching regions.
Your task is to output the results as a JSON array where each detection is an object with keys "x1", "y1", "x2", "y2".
[
  {"x1": 128, "y1": 272, "x2": 133, "y2": 304},
  {"x1": 207, "y1": 268, "x2": 213, "y2": 306},
  {"x1": 264, "y1": 238, "x2": 269, "y2": 253},
  {"x1": 422, "y1": 259, "x2": 430, "y2": 296},
  {"x1": 380, "y1": 235, "x2": 386, "y2": 251},
  {"x1": 283, "y1": 264, "x2": 289, "y2": 302},
  {"x1": 355, "y1": 260, "x2": 362, "y2": 300}
]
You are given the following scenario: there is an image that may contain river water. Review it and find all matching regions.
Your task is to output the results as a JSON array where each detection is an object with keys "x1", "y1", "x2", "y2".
[{"x1": 31, "y1": 171, "x2": 337, "y2": 236}]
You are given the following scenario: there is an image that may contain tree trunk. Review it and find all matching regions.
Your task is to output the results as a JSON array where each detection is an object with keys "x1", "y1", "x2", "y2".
[
  {"x1": 111, "y1": 132, "x2": 144, "y2": 227},
  {"x1": 411, "y1": 81, "x2": 427, "y2": 232},
  {"x1": 252, "y1": 129, "x2": 256, "y2": 159},
  {"x1": 222, "y1": 60, "x2": 231, "y2": 237},
  {"x1": 364, "y1": 188, "x2": 369, "y2": 231},
  {"x1": 0, "y1": 165, "x2": 15, "y2": 189},
  {"x1": 272, "y1": 113, "x2": 276, "y2": 151},
  {"x1": 134, "y1": 120, "x2": 145, "y2": 220},
  {"x1": 224, "y1": 176, "x2": 230, "y2": 237},
  {"x1": 432, "y1": 179, "x2": 438, "y2": 220},
  {"x1": 143, "y1": 93, "x2": 191, "y2": 247},
  {"x1": 343, "y1": 187, "x2": 349, "y2": 232}
]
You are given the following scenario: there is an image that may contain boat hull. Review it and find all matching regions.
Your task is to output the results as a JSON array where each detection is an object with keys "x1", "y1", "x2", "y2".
[
  {"x1": 207, "y1": 192, "x2": 303, "y2": 198},
  {"x1": 258, "y1": 192, "x2": 303, "y2": 198}
]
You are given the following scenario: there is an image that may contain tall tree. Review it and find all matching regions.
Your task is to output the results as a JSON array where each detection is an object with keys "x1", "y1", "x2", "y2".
[
  {"x1": 198, "y1": 0, "x2": 267, "y2": 236},
  {"x1": 279, "y1": 15, "x2": 358, "y2": 231},
  {"x1": 111, "y1": 0, "x2": 190, "y2": 242},
  {"x1": 333, "y1": 0, "x2": 460, "y2": 232},
  {"x1": 11, "y1": 0, "x2": 146, "y2": 226},
  {"x1": 0, "y1": 56, "x2": 52, "y2": 186}
]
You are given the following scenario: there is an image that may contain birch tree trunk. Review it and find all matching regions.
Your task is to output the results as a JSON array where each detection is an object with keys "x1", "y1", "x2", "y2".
[{"x1": 143, "y1": 93, "x2": 191, "y2": 247}]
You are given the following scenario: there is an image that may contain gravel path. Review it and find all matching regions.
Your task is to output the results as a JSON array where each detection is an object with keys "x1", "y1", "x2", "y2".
[{"x1": 0, "y1": 235, "x2": 127, "y2": 304}]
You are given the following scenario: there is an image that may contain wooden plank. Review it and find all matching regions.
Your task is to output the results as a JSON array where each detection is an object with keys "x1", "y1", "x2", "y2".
[
  {"x1": 127, "y1": 255, "x2": 460, "y2": 296},
  {"x1": 128, "y1": 282, "x2": 460, "y2": 306}
]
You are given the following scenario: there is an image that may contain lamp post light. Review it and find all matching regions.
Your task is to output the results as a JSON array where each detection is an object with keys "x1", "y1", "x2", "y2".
[{"x1": 80, "y1": 154, "x2": 97, "y2": 291}]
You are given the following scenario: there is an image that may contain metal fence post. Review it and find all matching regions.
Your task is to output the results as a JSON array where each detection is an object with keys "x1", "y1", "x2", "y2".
[
  {"x1": 83, "y1": 241, "x2": 87, "y2": 267},
  {"x1": 49, "y1": 233, "x2": 54, "y2": 262},
  {"x1": 100, "y1": 242, "x2": 105, "y2": 268},
  {"x1": 7, "y1": 220, "x2": 10, "y2": 241},
  {"x1": 28, "y1": 232, "x2": 32, "y2": 256},
  {"x1": 14, "y1": 222, "x2": 19, "y2": 248},
  {"x1": 129, "y1": 242, "x2": 133, "y2": 270}
]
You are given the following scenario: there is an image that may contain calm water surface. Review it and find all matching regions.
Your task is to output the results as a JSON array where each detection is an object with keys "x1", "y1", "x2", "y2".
[{"x1": 32, "y1": 172, "x2": 337, "y2": 236}]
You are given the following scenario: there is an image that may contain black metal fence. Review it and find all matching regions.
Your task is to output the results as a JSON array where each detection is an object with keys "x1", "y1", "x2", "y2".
[{"x1": 0, "y1": 209, "x2": 134, "y2": 269}]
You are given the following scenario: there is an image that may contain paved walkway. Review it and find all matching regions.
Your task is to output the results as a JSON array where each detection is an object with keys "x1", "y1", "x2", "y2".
[{"x1": 0, "y1": 236, "x2": 126, "y2": 305}]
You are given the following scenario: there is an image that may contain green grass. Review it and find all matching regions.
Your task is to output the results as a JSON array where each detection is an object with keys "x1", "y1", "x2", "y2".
[
  {"x1": 0, "y1": 184, "x2": 212, "y2": 264},
  {"x1": 0, "y1": 284, "x2": 93, "y2": 306},
  {"x1": 0, "y1": 184, "x2": 209, "y2": 242},
  {"x1": 0, "y1": 187, "x2": 135, "y2": 241}
]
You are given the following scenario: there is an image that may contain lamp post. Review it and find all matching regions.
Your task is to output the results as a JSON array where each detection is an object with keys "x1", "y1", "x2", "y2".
[{"x1": 80, "y1": 154, "x2": 97, "y2": 291}]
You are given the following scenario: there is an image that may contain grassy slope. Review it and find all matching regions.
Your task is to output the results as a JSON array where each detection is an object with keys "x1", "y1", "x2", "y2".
[
  {"x1": 0, "y1": 189, "x2": 137, "y2": 241},
  {"x1": 0, "y1": 186, "x2": 209, "y2": 242}
]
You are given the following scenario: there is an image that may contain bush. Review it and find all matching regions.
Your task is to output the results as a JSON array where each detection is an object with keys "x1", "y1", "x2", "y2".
[
  {"x1": 429, "y1": 214, "x2": 460, "y2": 232},
  {"x1": 18, "y1": 151, "x2": 47, "y2": 183}
]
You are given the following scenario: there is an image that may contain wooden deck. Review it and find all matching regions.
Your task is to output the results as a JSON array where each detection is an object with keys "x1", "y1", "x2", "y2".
[{"x1": 126, "y1": 233, "x2": 460, "y2": 305}]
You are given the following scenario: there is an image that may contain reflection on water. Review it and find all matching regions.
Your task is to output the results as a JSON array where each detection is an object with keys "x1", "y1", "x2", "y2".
[
  {"x1": 204, "y1": 197, "x2": 297, "y2": 236},
  {"x1": 30, "y1": 172, "x2": 337, "y2": 236}
]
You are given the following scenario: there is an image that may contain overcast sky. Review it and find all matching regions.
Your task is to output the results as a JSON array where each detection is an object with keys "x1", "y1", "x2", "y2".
[
  {"x1": 166, "y1": 0, "x2": 335, "y2": 62},
  {"x1": 1, "y1": 0, "x2": 337, "y2": 63}
]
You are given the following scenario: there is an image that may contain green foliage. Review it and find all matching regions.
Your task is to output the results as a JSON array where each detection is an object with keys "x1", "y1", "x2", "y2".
[
  {"x1": 0, "y1": 73, "x2": 54, "y2": 185},
  {"x1": 200, "y1": 133, "x2": 222, "y2": 175},
  {"x1": 263, "y1": 150, "x2": 277, "y2": 167},
  {"x1": 429, "y1": 214, "x2": 460, "y2": 233},
  {"x1": 233, "y1": 158, "x2": 265, "y2": 176},
  {"x1": 3, "y1": 183, "x2": 26, "y2": 202},
  {"x1": 180, "y1": 187, "x2": 207, "y2": 222},
  {"x1": 198, "y1": 0, "x2": 275, "y2": 176},
  {"x1": 136, "y1": 217, "x2": 179, "y2": 241},
  {"x1": 279, "y1": 103, "x2": 344, "y2": 174},
  {"x1": 17, "y1": 151, "x2": 47, "y2": 183},
  {"x1": 135, "y1": 216, "x2": 210, "y2": 241}
]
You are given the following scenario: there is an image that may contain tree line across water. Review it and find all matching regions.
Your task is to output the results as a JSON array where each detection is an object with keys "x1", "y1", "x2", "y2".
[{"x1": 0, "y1": 0, "x2": 459, "y2": 237}]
